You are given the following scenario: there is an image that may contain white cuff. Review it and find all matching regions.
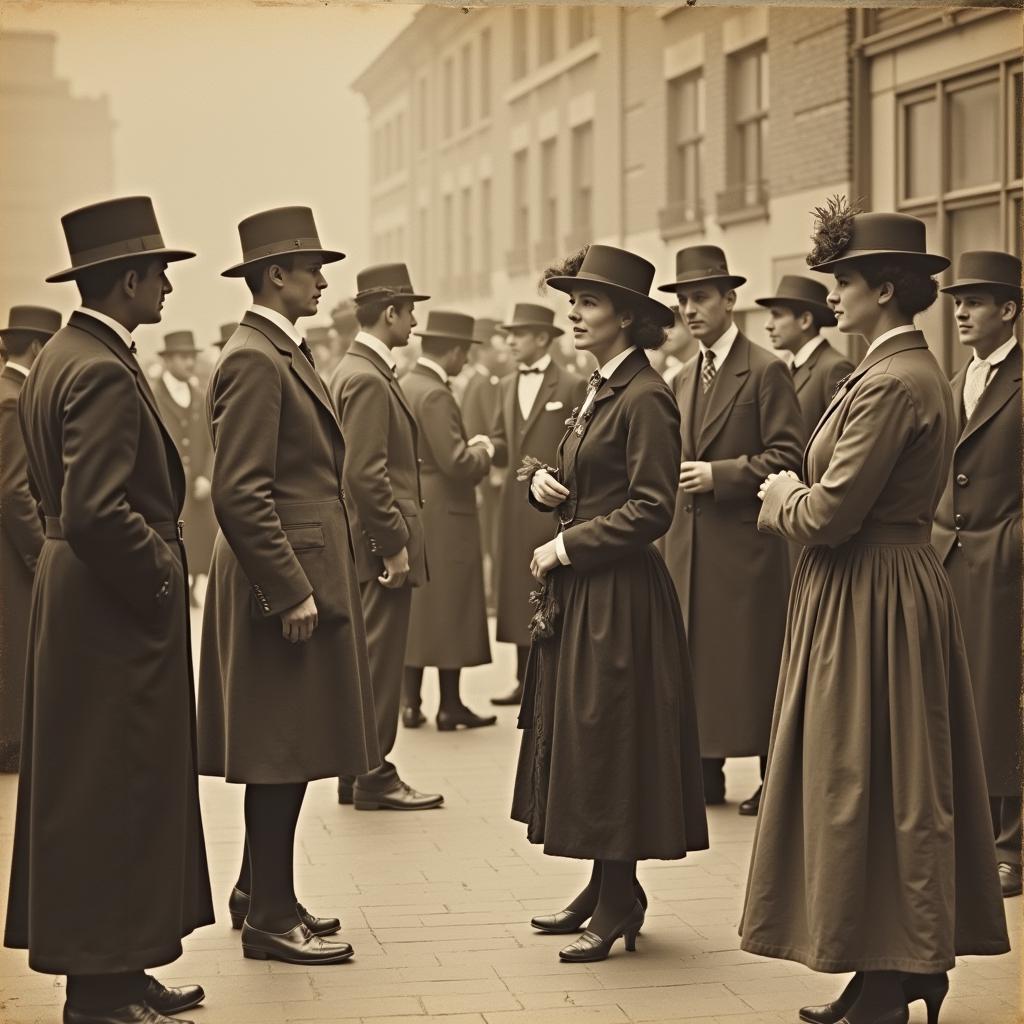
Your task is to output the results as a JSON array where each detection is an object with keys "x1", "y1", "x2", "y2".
[{"x1": 555, "y1": 532, "x2": 571, "y2": 565}]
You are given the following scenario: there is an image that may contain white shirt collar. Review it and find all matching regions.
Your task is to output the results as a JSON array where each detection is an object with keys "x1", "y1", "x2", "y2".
[
  {"x1": 417, "y1": 356, "x2": 448, "y2": 383},
  {"x1": 76, "y1": 306, "x2": 134, "y2": 350},
  {"x1": 355, "y1": 330, "x2": 397, "y2": 371},
  {"x1": 791, "y1": 335, "x2": 827, "y2": 369},
  {"x1": 598, "y1": 346, "x2": 636, "y2": 380},
  {"x1": 161, "y1": 369, "x2": 192, "y2": 407},
  {"x1": 249, "y1": 304, "x2": 304, "y2": 349},
  {"x1": 698, "y1": 321, "x2": 739, "y2": 366},
  {"x1": 5, "y1": 361, "x2": 30, "y2": 378},
  {"x1": 520, "y1": 353, "x2": 552, "y2": 373},
  {"x1": 970, "y1": 337, "x2": 1018, "y2": 370},
  {"x1": 866, "y1": 323, "x2": 917, "y2": 357}
]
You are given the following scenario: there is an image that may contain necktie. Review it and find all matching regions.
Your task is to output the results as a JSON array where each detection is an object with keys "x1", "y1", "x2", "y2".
[
  {"x1": 701, "y1": 350, "x2": 717, "y2": 393},
  {"x1": 299, "y1": 340, "x2": 316, "y2": 370},
  {"x1": 963, "y1": 358, "x2": 992, "y2": 420},
  {"x1": 128, "y1": 340, "x2": 138, "y2": 356},
  {"x1": 519, "y1": 365, "x2": 544, "y2": 375}
]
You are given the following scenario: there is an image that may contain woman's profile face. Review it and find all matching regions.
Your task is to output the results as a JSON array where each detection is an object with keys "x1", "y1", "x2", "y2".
[
  {"x1": 568, "y1": 289, "x2": 625, "y2": 353},
  {"x1": 827, "y1": 267, "x2": 877, "y2": 335}
]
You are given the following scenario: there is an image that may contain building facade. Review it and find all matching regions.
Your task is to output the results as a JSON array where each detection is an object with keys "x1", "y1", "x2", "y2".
[{"x1": 352, "y1": 5, "x2": 1021, "y2": 374}]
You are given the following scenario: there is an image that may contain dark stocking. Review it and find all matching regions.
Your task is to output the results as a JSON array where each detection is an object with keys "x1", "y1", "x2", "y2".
[
  {"x1": 403, "y1": 667, "x2": 424, "y2": 710},
  {"x1": 589, "y1": 859, "x2": 639, "y2": 936},
  {"x1": 234, "y1": 838, "x2": 251, "y2": 896},
  {"x1": 66, "y1": 973, "x2": 146, "y2": 1011},
  {"x1": 564, "y1": 861, "x2": 602, "y2": 915},
  {"x1": 845, "y1": 971, "x2": 905, "y2": 1023},
  {"x1": 244, "y1": 781, "x2": 307, "y2": 933},
  {"x1": 438, "y1": 668, "x2": 463, "y2": 715}
]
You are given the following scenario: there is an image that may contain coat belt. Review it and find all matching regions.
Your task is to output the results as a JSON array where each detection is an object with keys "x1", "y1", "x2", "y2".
[{"x1": 44, "y1": 516, "x2": 184, "y2": 543}]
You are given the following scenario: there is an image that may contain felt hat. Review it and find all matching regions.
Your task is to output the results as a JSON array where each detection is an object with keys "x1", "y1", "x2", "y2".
[
  {"x1": 939, "y1": 250, "x2": 1022, "y2": 295},
  {"x1": 657, "y1": 245, "x2": 746, "y2": 293},
  {"x1": 754, "y1": 275, "x2": 837, "y2": 327},
  {"x1": 159, "y1": 330, "x2": 201, "y2": 355},
  {"x1": 413, "y1": 310, "x2": 479, "y2": 345},
  {"x1": 0, "y1": 305, "x2": 63, "y2": 341},
  {"x1": 355, "y1": 263, "x2": 429, "y2": 304},
  {"x1": 222, "y1": 206, "x2": 345, "y2": 277},
  {"x1": 809, "y1": 212, "x2": 949, "y2": 275},
  {"x1": 499, "y1": 302, "x2": 564, "y2": 337}
]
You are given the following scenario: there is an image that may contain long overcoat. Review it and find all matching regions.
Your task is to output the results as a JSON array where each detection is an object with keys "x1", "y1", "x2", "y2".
[
  {"x1": 0, "y1": 366, "x2": 43, "y2": 771},
  {"x1": 4, "y1": 310, "x2": 213, "y2": 974},
  {"x1": 460, "y1": 366, "x2": 503, "y2": 572},
  {"x1": 490, "y1": 361, "x2": 587, "y2": 646},
  {"x1": 662, "y1": 333, "x2": 803, "y2": 757},
  {"x1": 401, "y1": 362, "x2": 491, "y2": 668},
  {"x1": 741, "y1": 331, "x2": 1010, "y2": 972},
  {"x1": 511, "y1": 348, "x2": 709, "y2": 861},
  {"x1": 792, "y1": 339, "x2": 854, "y2": 441},
  {"x1": 932, "y1": 344, "x2": 1022, "y2": 796},
  {"x1": 198, "y1": 312, "x2": 379, "y2": 783}
]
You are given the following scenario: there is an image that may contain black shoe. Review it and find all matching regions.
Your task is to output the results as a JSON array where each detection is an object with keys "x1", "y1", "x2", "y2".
[
  {"x1": 800, "y1": 974, "x2": 862, "y2": 1024},
  {"x1": 999, "y1": 862, "x2": 1023, "y2": 897},
  {"x1": 228, "y1": 887, "x2": 340, "y2": 935},
  {"x1": 558, "y1": 901, "x2": 645, "y2": 963},
  {"x1": 354, "y1": 779, "x2": 444, "y2": 811},
  {"x1": 142, "y1": 978, "x2": 205, "y2": 1016},
  {"x1": 903, "y1": 973, "x2": 948, "y2": 1024},
  {"x1": 491, "y1": 683, "x2": 523, "y2": 706},
  {"x1": 241, "y1": 920, "x2": 353, "y2": 965},
  {"x1": 436, "y1": 707, "x2": 497, "y2": 731},
  {"x1": 738, "y1": 785, "x2": 762, "y2": 816},
  {"x1": 402, "y1": 706, "x2": 426, "y2": 729},
  {"x1": 532, "y1": 882, "x2": 648, "y2": 934},
  {"x1": 338, "y1": 776, "x2": 354, "y2": 805},
  {"x1": 64, "y1": 1004, "x2": 191, "y2": 1024}
]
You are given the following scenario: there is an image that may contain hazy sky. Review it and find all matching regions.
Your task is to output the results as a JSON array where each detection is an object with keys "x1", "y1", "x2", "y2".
[{"x1": 2, "y1": 0, "x2": 417, "y2": 344}]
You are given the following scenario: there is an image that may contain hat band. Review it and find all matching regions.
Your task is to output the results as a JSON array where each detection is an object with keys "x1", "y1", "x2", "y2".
[
  {"x1": 241, "y1": 236, "x2": 324, "y2": 263},
  {"x1": 70, "y1": 233, "x2": 166, "y2": 268},
  {"x1": 675, "y1": 267, "x2": 733, "y2": 281},
  {"x1": 356, "y1": 284, "x2": 415, "y2": 303}
]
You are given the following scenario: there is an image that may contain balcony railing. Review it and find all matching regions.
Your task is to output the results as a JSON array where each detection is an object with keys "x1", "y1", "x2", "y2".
[
  {"x1": 716, "y1": 181, "x2": 769, "y2": 223},
  {"x1": 658, "y1": 200, "x2": 705, "y2": 239}
]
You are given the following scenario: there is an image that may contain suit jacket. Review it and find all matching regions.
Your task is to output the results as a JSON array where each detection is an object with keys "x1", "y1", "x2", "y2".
[
  {"x1": 198, "y1": 311, "x2": 379, "y2": 783},
  {"x1": 328, "y1": 341, "x2": 426, "y2": 587},
  {"x1": 662, "y1": 332, "x2": 804, "y2": 757},
  {"x1": 792, "y1": 339, "x2": 855, "y2": 441},
  {"x1": 5, "y1": 310, "x2": 213, "y2": 973}
]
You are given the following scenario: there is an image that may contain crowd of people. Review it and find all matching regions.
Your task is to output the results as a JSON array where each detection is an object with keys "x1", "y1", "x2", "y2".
[{"x1": 0, "y1": 192, "x2": 1018, "y2": 1024}]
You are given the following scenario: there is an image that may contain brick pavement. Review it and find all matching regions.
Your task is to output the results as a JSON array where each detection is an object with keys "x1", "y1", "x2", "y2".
[{"x1": 1, "y1": 616, "x2": 1020, "y2": 1023}]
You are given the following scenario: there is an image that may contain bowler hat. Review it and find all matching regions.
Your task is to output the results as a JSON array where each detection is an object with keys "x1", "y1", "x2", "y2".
[
  {"x1": 0, "y1": 305, "x2": 63, "y2": 341},
  {"x1": 499, "y1": 302, "x2": 564, "y2": 337},
  {"x1": 939, "y1": 250, "x2": 1022, "y2": 295},
  {"x1": 355, "y1": 263, "x2": 429, "y2": 304},
  {"x1": 159, "y1": 330, "x2": 200, "y2": 355},
  {"x1": 546, "y1": 245, "x2": 674, "y2": 328},
  {"x1": 46, "y1": 196, "x2": 195, "y2": 284},
  {"x1": 414, "y1": 310, "x2": 479, "y2": 345},
  {"x1": 222, "y1": 206, "x2": 345, "y2": 278},
  {"x1": 657, "y1": 245, "x2": 746, "y2": 293},
  {"x1": 473, "y1": 318, "x2": 500, "y2": 343},
  {"x1": 213, "y1": 322, "x2": 238, "y2": 348},
  {"x1": 754, "y1": 275, "x2": 837, "y2": 327},
  {"x1": 809, "y1": 212, "x2": 949, "y2": 274}
]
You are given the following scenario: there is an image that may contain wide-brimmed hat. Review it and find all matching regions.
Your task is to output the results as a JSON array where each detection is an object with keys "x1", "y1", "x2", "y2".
[
  {"x1": 222, "y1": 206, "x2": 345, "y2": 278},
  {"x1": 159, "y1": 330, "x2": 201, "y2": 356},
  {"x1": 473, "y1": 318, "x2": 500, "y2": 343},
  {"x1": 546, "y1": 245, "x2": 674, "y2": 328},
  {"x1": 939, "y1": 250, "x2": 1022, "y2": 295},
  {"x1": 499, "y1": 302, "x2": 564, "y2": 337},
  {"x1": 213, "y1": 322, "x2": 238, "y2": 348},
  {"x1": 413, "y1": 310, "x2": 479, "y2": 345},
  {"x1": 657, "y1": 245, "x2": 746, "y2": 293},
  {"x1": 754, "y1": 275, "x2": 837, "y2": 327},
  {"x1": 809, "y1": 212, "x2": 949, "y2": 274},
  {"x1": 0, "y1": 305, "x2": 63, "y2": 341},
  {"x1": 355, "y1": 263, "x2": 429, "y2": 305},
  {"x1": 46, "y1": 196, "x2": 195, "y2": 284}
]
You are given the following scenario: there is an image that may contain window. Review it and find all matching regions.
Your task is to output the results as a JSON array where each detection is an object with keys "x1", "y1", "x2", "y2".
[
  {"x1": 568, "y1": 8, "x2": 595, "y2": 48},
  {"x1": 480, "y1": 178, "x2": 493, "y2": 288},
  {"x1": 538, "y1": 8, "x2": 556, "y2": 65},
  {"x1": 509, "y1": 148, "x2": 530, "y2": 273},
  {"x1": 512, "y1": 9, "x2": 529, "y2": 80},
  {"x1": 416, "y1": 77, "x2": 429, "y2": 150},
  {"x1": 948, "y1": 79, "x2": 1000, "y2": 191},
  {"x1": 442, "y1": 57, "x2": 454, "y2": 139},
  {"x1": 721, "y1": 43, "x2": 768, "y2": 216},
  {"x1": 460, "y1": 43, "x2": 472, "y2": 131},
  {"x1": 460, "y1": 186, "x2": 473, "y2": 284},
  {"x1": 666, "y1": 70, "x2": 705, "y2": 224},
  {"x1": 537, "y1": 137, "x2": 558, "y2": 262},
  {"x1": 570, "y1": 121, "x2": 593, "y2": 247},
  {"x1": 480, "y1": 29, "x2": 492, "y2": 119},
  {"x1": 443, "y1": 193, "x2": 454, "y2": 289},
  {"x1": 903, "y1": 97, "x2": 938, "y2": 199}
]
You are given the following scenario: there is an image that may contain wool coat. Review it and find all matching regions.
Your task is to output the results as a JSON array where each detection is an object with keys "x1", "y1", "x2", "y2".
[
  {"x1": 4, "y1": 311, "x2": 213, "y2": 974},
  {"x1": 0, "y1": 366, "x2": 42, "y2": 771},
  {"x1": 490, "y1": 361, "x2": 587, "y2": 647},
  {"x1": 198, "y1": 312, "x2": 379, "y2": 784},
  {"x1": 460, "y1": 366, "x2": 503, "y2": 578},
  {"x1": 662, "y1": 333, "x2": 804, "y2": 757},
  {"x1": 932, "y1": 343, "x2": 1022, "y2": 796},
  {"x1": 791, "y1": 339, "x2": 855, "y2": 441},
  {"x1": 401, "y1": 362, "x2": 491, "y2": 668},
  {"x1": 511, "y1": 348, "x2": 709, "y2": 861},
  {"x1": 741, "y1": 331, "x2": 1010, "y2": 972}
]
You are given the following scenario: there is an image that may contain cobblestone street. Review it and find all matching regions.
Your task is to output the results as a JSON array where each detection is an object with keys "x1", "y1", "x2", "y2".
[{"x1": 1, "y1": 618, "x2": 1020, "y2": 1024}]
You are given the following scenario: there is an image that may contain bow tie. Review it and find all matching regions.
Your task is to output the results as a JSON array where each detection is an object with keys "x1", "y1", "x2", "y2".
[
  {"x1": 129, "y1": 341, "x2": 138, "y2": 356},
  {"x1": 519, "y1": 365, "x2": 544, "y2": 375}
]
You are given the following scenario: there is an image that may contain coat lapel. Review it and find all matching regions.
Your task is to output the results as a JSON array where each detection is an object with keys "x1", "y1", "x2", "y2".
[
  {"x1": 675, "y1": 356, "x2": 699, "y2": 460},
  {"x1": 350, "y1": 341, "x2": 417, "y2": 431},
  {"x1": 791, "y1": 359, "x2": 812, "y2": 395},
  {"x1": 503, "y1": 370, "x2": 518, "y2": 453},
  {"x1": 697, "y1": 333, "x2": 751, "y2": 457},
  {"x1": 958, "y1": 344, "x2": 1022, "y2": 448}
]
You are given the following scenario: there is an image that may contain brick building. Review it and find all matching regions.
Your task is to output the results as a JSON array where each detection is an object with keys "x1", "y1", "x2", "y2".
[{"x1": 352, "y1": 5, "x2": 1021, "y2": 374}]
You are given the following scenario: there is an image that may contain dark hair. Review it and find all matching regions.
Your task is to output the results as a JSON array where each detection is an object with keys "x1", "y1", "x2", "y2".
[
  {"x1": 421, "y1": 337, "x2": 466, "y2": 360},
  {"x1": 76, "y1": 256, "x2": 163, "y2": 303},
  {"x1": 356, "y1": 297, "x2": 412, "y2": 329},
  {"x1": 857, "y1": 259, "x2": 939, "y2": 318},
  {"x1": 2, "y1": 331, "x2": 42, "y2": 358},
  {"x1": 784, "y1": 302, "x2": 831, "y2": 334},
  {"x1": 243, "y1": 254, "x2": 298, "y2": 296}
]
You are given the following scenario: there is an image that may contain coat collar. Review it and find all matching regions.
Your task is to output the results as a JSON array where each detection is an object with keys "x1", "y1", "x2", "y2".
[
  {"x1": 696, "y1": 331, "x2": 752, "y2": 456},
  {"x1": 957, "y1": 343, "x2": 1021, "y2": 448},
  {"x1": 347, "y1": 340, "x2": 417, "y2": 427},
  {"x1": 592, "y1": 346, "x2": 651, "y2": 406}
]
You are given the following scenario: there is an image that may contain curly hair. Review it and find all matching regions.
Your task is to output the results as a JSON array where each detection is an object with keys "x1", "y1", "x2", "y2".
[{"x1": 858, "y1": 259, "x2": 939, "y2": 318}]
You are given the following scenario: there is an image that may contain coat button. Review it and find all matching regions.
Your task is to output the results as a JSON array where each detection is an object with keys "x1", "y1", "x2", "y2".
[
  {"x1": 684, "y1": 504, "x2": 693, "y2": 513},
  {"x1": 954, "y1": 513, "x2": 965, "y2": 527},
  {"x1": 182, "y1": 437, "x2": 190, "y2": 446},
  {"x1": 956, "y1": 473, "x2": 969, "y2": 487}
]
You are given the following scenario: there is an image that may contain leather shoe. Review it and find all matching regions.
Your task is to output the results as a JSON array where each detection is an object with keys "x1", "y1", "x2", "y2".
[
  {"x1": 491, "y1": 683, "x2": 523, "y2": 706},
  {"x1": 999, "y1": 862, "x2": 1022, "y2": 897},
  {"x1": 800, "y1": 974, "x2": 861, "y2": 1024},
  {"x1": 532, "y1": 881, "x2": 648, "y2": 934},
  {"x1": 436, "y1": 707, "x2": 497, "y2": 731},
  {"x1": 558, "y1": 901, "x2": 645, "y2": 963},
  {"x1": 142, "y1": 977, "x2": 205, "y2": 1016},
  {"x1": 241, "y1": 920, "x2": 354, "y2": 964},
  {"x1": 228, "y1": 886, "x2": 340, "y2": 935},
  {"x1": 338, "y1": 776, "x2": 354, "y2": 805},
  {"x1": 704, "y1": 792, "x2": 725, "y2": 806},
  {"x1": 402, "y1": 706, "x2": 426, "y2": 728},
  {"x1": 64, "y1": 1004, "x2": 192, "y2": 1024},
  {"x1": 354, "y1": 779, "x2": 444, "y2": 811},
  {"x1": 738, "y1": 785, "x2": 762, "y2": 816}
]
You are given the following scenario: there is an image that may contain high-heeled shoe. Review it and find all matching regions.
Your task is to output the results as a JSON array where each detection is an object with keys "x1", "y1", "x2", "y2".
[
  {"x1": 558, "y1": 901, "x2": 645, "y2": 963},
  {"x1": 836, "y1": 1008, "x2": 907, "y2": 1024},
  {"x1": 531, "y1": 881, "x2": 648, "y2": 933},
  {"x1": 800, "y1": 974, "x2": 862, "y2": 1024},
  {"x1": 903, "y1": 973, "x2": 948, "y2": 1024}
]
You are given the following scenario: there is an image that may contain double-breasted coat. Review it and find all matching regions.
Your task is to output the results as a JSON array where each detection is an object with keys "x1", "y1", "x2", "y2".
[
  {"x1": 511, "y1": 348, "x2": 709, "y2": 861},
  {"x1": 932, "y1": 344, "x2": 1022, "y2": 797},
  {"x1": 198, "y1": 312, "x2": 379, "y2": 783},
  {"x1": 153, "y1": 373, "x2": 217, "y2": 572},
  {"x1": 791, "y1": 339, "x2": 855, "y2": 441},
  {"x1": 401, "y1": 362, "x2": 491, "y2": 669},
  {"x1": 662, "y1": 333, "x2": 804, "y2": 757},
  {"x1": 490, "y1": 361, "x2": 587, "y2": 647},
  {"x1": 4, "y1": 310, "x2": 213, "y2": 974},
  {"x1": 741, "y1": 331, "x2": 1010, "y2": 972},
  {"x1": 0, "y1": 366, "x2": 43, "y2": 771}
]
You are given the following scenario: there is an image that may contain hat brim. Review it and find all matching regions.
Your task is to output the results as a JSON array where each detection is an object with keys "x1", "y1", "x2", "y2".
[
  {"x1": 158, "y1": 347, "x2": 202, "y2": 356},
  {"x1": 221, "y1": 249, "x2": 346, "y2": 278},
  {"x1": 498, "y1": 321, "x2": 565, "y2": 337},
  {"x1": 754, "y1": 295, "x2": 838, "y2": 327},
  {"x1": 357, "y1": 292, "x2": 431, "y2": 304},
  {"x1": 0, "y1": 326, "x2": 57, "y2": 341},
  {"x1": 413, "y1": 331, "x2": 480, "y2": 345},
  {"x1": 546, "y1": 273, "x2": 675, "y2": 328},
  {"x1": 939, "y1": 277, "x2": 1023, "y2": 295},
  {"x1": 657, "y1": 274, "x2": 747, "y2": 294},
  {"x1": 46, "y1": 248, "x2": 196, "y2": 284},
  {"x1": 809, "y1": 250, "x2": 950, "y2": 274}
]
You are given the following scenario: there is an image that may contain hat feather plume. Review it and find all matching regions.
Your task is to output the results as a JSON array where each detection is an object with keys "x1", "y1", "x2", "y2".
[{"x1": 807, "y1": 195, "x2": 862, "y2": 267}]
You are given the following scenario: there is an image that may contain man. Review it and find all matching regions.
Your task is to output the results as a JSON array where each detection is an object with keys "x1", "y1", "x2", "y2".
[
  {"x1": 488, "y1": 303, "x2": 586, "y2": 706},
  {"x1": 4, "y1": 196, "x2": 212, "y2": 1024},
  {"x1": 660, "y1": 304, "x2": 698, "y2": 386},
  {"x1": 153, "y1": 331, "x2": 217, "y2": 606},
  {"x1": 659, "y1": 245, "x2": 803, "y2": 815},
  {"x1": 329, "y1": 263, "x2": 443, "y2": 812},
  {"x1": 212, "y1": 322, "x2": 237, "y2": 350},
  {"x1": 932, "y1": 249, "x2": 1023, "y2": 899},
  {"x1": 401, "y1": 311, "x2": 495, "y2": 730},
  {"x1": 757, "y1": 274, "x2": 854, "y2": 440},
  {"x1": 199, "y1": 206, "x2": 379, "y2": 965},
  {"x1": 0, "y1": 306, "x2": 60, "y2": 772}
]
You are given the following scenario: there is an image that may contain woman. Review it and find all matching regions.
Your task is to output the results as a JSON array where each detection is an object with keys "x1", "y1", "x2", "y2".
[
  {"x1": 513, "y1": 244, "x2": 709, "y2": 963},
  {"x1": 741, "y1": 205, "x2": 1010, "y2": 1024}
]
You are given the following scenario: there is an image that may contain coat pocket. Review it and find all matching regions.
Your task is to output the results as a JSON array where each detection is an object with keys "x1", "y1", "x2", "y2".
[{"x1": 395, "y1": 498, "x2": 427, "y2": 587}]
